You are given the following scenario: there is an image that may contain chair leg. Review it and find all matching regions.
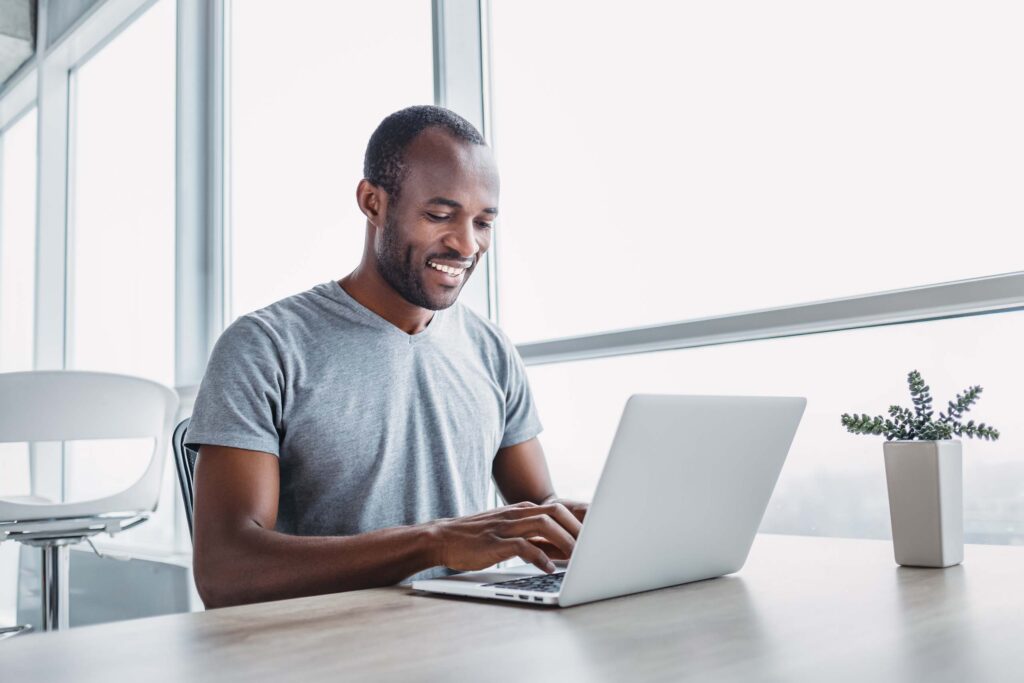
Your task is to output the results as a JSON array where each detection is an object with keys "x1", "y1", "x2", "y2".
[
  {"x1": 0, "y1": 624, "x2": 33, "y2": 641},
  {"x1": 40, "y1": 544, "x2": 70, "y2": 631}
]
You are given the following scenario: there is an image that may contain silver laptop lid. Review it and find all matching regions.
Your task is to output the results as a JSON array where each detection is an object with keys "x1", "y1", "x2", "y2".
[{"x1": 558, "y1": 394, "x2": 806, "y2": 607}]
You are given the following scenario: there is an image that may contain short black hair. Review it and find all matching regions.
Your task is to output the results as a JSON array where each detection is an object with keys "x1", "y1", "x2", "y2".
[{"x1": 363, "y1": 105, "x2": 486, "y2": 201}]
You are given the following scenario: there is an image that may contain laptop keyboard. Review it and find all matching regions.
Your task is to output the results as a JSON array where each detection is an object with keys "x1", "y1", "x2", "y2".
[{"x1": 484, "y1": 571, "x2": 566, "y2": 593}]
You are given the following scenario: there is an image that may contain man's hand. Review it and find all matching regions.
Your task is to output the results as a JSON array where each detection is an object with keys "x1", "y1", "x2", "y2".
[
  {"x1": 430, "y1": 501, "x2": 582, "y2": 573},
  {"x1": 529, "y1": 497, "x2": 589, "y2": 560},
  {"x1": 543, "y1": 496, "x2": 588, "y2": 523}
]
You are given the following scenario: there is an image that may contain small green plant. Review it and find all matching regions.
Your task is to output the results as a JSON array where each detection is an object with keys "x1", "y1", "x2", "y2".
[{"x1": 841, "y1": 370, "x2": 1000, "y2": 441}]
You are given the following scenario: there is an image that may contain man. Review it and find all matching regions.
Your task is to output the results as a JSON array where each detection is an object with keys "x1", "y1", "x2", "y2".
[{"x1": 187, "y1": 105, "x2": 586, "y2": 608}]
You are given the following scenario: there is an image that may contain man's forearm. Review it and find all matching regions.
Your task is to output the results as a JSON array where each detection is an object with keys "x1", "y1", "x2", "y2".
[{"x1": 194, "y1": 522, "x2": 440, "y2": 608}]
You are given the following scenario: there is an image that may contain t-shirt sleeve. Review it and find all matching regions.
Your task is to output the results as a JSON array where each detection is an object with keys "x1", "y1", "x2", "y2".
[
  {"x1": 185, "y1": 315, "x2": 284, "y2": 456},
  {"x1": 499, "y1": 332, "x2": 543, "y2": 449}
]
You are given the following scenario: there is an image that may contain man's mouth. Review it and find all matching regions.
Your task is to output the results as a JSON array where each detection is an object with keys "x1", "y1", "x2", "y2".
[{"x1": 427, "y1": 259, "x2": 470, "y2": 277}]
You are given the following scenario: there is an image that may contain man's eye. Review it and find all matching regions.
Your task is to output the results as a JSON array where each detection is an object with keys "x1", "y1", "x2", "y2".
[
  {"x1": 476, "y1": 221, "x2": 495, "y2": 230},
  {"x1": 426, "y1": 213, "x2": 450, "y2": 221}
]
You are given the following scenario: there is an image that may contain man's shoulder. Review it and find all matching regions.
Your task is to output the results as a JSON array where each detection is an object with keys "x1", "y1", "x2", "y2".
[
  {"x1": 227, "y1": 282, "x2": 341, "y2": 340},
  {"x1": 248, "y1": 282, "x2": 334, "y2": 322}
]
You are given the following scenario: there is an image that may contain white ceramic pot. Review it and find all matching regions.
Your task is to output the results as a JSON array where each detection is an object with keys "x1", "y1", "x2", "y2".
[{"x1": 882, "y1": 439, "x2": 963, "y2": 568}]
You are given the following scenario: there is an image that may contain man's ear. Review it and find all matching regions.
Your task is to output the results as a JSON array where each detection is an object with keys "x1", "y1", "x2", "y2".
[{"x1": 356, "y1": 178, "x2": 388, "y2": 229}]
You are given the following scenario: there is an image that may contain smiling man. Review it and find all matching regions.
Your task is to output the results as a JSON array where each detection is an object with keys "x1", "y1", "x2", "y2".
[{"x1": 186, "y1": 105, "x2": 585, "y2": 608}]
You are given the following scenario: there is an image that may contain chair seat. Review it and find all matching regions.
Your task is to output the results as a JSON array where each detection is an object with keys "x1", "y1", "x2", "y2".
[
  {"x1": 0, "y1": 486, "x2": 163, "y2": 526},
  {"x1": 1, "y1": 495, "x2": 53, "y2": 505}
]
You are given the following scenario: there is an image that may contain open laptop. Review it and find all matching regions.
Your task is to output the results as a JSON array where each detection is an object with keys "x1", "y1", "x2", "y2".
[{"x1": 412, "y1": 393, "x2": 806, "y2": 607}]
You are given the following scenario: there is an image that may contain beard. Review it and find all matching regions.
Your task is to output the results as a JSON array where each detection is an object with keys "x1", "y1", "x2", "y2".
[{"x1": 375, "y1": 212, "x2": 469, "y2": 311}]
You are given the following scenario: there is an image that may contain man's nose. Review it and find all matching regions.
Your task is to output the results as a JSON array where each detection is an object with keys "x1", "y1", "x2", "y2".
[{"x1": 444, "y1": 218, "x2": 481, "y2": 259}]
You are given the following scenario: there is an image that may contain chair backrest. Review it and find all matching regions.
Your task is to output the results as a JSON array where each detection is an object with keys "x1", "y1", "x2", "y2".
[
  {"x1": 0, "y1": 370, "x2": 179, "y2": 522},
  {"x1": 172, "y1": 417, "x2": 198, "y2": 540}
]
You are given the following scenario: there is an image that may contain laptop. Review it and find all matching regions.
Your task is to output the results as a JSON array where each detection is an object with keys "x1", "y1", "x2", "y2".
[{"x1": 412, "y1": 393, "x2": 806, "y2": 607}]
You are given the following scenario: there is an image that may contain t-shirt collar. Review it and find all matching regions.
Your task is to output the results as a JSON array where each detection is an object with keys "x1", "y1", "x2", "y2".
[{"x1": 319, "y1": 280, "x2": 445, "y2": 344}]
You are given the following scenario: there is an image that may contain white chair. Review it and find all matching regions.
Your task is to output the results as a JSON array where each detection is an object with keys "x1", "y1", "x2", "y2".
[{"x1": 0, "y1": 371, "x2": 178, "y2": 632}]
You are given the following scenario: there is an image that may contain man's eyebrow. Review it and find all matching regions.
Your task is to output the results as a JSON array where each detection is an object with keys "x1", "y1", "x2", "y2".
[
  {"x1": 425, "y1": 197, "x2": 462, "y2": 209},
  {"x1": 426, "y1": 197, "x2": 498, "y2": 215}
]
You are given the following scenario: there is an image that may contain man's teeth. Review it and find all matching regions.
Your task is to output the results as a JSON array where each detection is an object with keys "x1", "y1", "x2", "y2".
[{"x1": 428, "y1": 261, "x2": 466, "y2": 276}]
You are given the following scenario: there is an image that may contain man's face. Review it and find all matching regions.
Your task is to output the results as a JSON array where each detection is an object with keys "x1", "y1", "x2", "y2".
[{"x1": 373, "y1": 128, "x2": 499, "y2": 311}]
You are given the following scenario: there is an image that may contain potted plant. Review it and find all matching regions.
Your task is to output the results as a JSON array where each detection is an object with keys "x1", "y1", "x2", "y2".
[{"x1": 841, "y1": 370, "x2": 1000, "y2": 568}]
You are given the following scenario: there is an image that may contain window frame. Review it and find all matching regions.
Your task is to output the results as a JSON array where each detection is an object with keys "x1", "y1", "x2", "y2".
[{"x1": 514, "y1": 272, "x2": 1024, "y2": 366}]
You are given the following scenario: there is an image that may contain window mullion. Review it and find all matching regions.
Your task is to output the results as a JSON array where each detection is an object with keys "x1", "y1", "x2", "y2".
[
  {"x1": 176, "y1": 0, "x2": 226, "y2": 393},
  {"x1": 433, "y1": 0, "x2": 494, "y2": 322},
  {"x1": 31, "y1": 0, "x2": 70, "y2": 501}
]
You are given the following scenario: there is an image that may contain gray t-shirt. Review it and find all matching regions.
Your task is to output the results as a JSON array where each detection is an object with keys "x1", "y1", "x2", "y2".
[{"x1": 186, "y1": 280, "x2": 542, "y2": 580}]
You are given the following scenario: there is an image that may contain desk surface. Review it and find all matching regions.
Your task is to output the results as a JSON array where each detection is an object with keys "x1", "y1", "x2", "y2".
[{"x1": 3, "y1": 534, "x2": 1023, "y2": 682}]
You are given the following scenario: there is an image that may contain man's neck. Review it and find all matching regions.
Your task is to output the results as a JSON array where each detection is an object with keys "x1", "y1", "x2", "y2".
[{"x1": 338, "y1": 267, "x2": 434, "y2": 336}]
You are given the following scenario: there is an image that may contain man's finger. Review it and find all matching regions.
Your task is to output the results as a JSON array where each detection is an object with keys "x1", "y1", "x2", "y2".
[
  {"x1": 530, "y1": 538, "x2": 571, "y2": 561},
  {"x1": 539, "y1": 503, "x2": 583, "y2": 537},
  {"x1": 502, "y1": 502, "x2": 582, "y2": 538},
  {"x1": 504, "y1": 538, "x2": 555, "y2": 574},
  {"x1": 564, "y1": 500, "x2": 588, "y2": 522},
  {"x1": 502, "y1": 515, "x2": 575, "y2": 558}
]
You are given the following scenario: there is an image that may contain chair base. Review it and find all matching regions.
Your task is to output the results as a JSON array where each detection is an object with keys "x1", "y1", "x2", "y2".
[
  {"x1": 1, "y1": 513, "x2": 152, "y2": 631},
  {"x1": 39, "y1": 543, "x2": 71, "y2": 630},
  {"x1": 1, "y1": 512, "x2": 149, "y2": 545}
]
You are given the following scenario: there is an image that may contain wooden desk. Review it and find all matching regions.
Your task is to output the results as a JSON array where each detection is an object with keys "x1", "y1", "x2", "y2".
[{"x1": 3, "y1": 534, "x2": 1023, "y2": 682}]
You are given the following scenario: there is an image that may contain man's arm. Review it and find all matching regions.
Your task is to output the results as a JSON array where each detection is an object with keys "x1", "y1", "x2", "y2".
[
  {"x1": 192, "y1": 445, "x2": 582, "y2": 608},
  {"x1": 492, "y1": 437, "x2": 589, "y2": 559}
]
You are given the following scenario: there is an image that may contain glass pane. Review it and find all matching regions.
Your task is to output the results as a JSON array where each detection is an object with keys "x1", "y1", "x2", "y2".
[
  {"x1": 525, "y1": 311, "x2": 1024, "y2": 545},
  {"x1": 70, "y1": 0, "x2": 175, "y2": 385},
  {"x1": 66, "y1": 0, "x2": 177, "y2": 551},
  {"x1": 0, "y1": 108, "x2": 36, "y2": 374},
  {"x1": 229, "y1": 0, "x2": 434, "y2": 318},
  {"x1": 490, "y1": 1, "x2": 1024, "y2": 342},
  {"x1": 0, "y1": 110, "x2": 35, "y2": 498},
  {"x1": 0, "y1": 108, "x2": 36, "y2": 625}
]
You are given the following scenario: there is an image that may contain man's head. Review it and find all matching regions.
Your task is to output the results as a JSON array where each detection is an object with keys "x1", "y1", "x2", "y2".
[{"x1": 357, "y1": 105, "x2": 498, "y2": 311}]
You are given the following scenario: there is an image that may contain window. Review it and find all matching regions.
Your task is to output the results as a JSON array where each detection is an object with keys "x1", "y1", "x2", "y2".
[
  {"x1": 1, "y1": 0, "x2": 1017, "y2": 582},
  {"x1": 490, "y1": 1, "x2": 1024, "y2": 342},
  {"x1": 64, "y1": 0, "x2": 177, "y2": 550},
  {"x1": 228, "y1": 0, "x2": 434, "y2": 319},
  {"x1": 525, "y1": 310, "x2": 1024, "y2": 544}
]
